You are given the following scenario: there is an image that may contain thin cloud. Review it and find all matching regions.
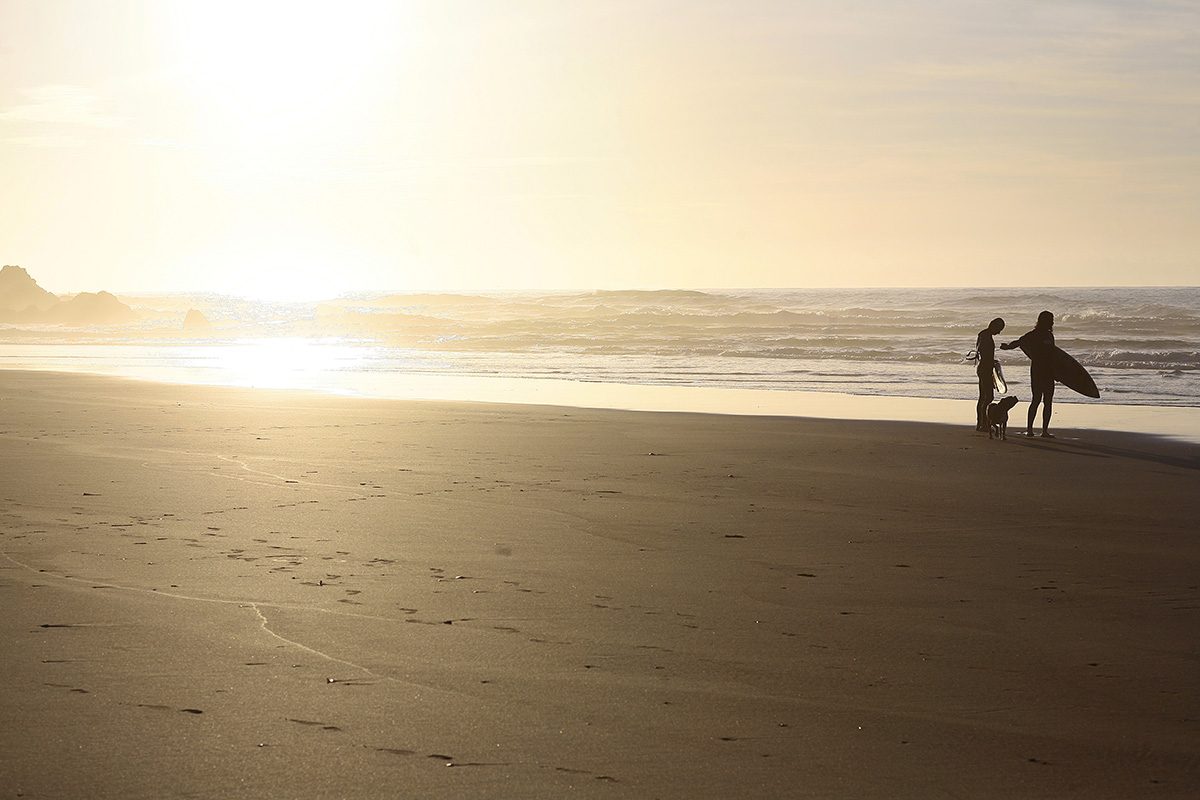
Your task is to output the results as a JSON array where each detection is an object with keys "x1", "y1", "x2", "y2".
[
  {"x1": 3, "y1": 133, "x2": 90, "y2": 148},
  {"x1": 188, "y1": 150, "x2": 617, "y2": 193},
  {"x1": 0, "y1": 85, "x2": 124, "y2": 146}
]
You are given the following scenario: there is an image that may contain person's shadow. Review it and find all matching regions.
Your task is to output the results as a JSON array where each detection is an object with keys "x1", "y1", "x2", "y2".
[{"x1": 1012, "y1": 433, "x2": 1200, "y2": 471}]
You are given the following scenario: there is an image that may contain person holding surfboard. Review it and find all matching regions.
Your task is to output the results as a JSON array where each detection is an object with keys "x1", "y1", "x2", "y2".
[
  {"x1": 1002, "y1": 311, "x2": 1056, "y2": 437},
  {"x1": 973, "y1": 317, "x2": 1006, "y2": 431}
]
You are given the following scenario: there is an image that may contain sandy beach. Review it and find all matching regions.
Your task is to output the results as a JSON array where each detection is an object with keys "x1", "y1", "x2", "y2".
[{"x1": 1, "y1": 369, "x2": 1197, "y2": 798}]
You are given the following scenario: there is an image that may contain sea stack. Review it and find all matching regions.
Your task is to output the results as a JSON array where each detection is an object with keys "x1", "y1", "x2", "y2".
[
  {"x1": 45, "y1": 291, "x2": 139, "y2": 324},
  {"x1": 0, "y1": 264, "x2": 60, "y2": 311},
  {"x1": 183, "y1": 308, "x2": 212, "y2": 330}
]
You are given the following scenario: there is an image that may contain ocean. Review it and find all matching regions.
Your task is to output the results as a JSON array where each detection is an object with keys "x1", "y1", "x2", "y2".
[{"x1": 2, "y1": 286, "x2": 1198, "y2": 437}]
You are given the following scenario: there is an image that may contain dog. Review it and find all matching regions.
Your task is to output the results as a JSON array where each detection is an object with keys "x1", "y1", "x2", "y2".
[{"x1": 986, "y1": 395, "x2": 1020, "y2": 440}]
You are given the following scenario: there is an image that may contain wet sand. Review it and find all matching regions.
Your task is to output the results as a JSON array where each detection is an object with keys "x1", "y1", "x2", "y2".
[{"x1": 1, "y1": 369, "x2": 1197, "y2": 798}]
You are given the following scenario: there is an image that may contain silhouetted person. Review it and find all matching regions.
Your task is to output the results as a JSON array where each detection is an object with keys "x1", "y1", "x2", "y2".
[
  {"x1": 973, "y1": 317, "x2": 1005, "y2": 431},
  {"x1": 1002, "y1": 310, "x2": 1055, "y2": 437}
]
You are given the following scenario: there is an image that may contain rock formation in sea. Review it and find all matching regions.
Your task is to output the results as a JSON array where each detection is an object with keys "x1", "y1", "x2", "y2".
[
  {"x1": 0, "y1": 264, "x2": 60, "y2": 311},
  {"x1": 0, "y1": 265, "x2": 138, "y2": 324},
  {"x1": 44, "y1": 291, "x2": 139, "y2": 324},
  {"x1": 183, "y1": 308, "x2": 212, "y2": 330}
]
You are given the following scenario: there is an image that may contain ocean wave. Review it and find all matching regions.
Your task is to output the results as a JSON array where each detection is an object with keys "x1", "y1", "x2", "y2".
[
  {"x1": 935, "y1": 292, "x2": 1074, "y2": 309},
  {"x1": 1084, "y1": 349, "x2": 1200, "y2": 370},
  {"x1": 8, "y1": 287, "x2": 1197, "y2": 408}
]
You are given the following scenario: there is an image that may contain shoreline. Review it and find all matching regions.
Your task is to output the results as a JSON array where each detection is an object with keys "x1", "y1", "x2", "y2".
[
  {"x1": 1, "y1": 369, "x2": 1198, "y2": 798},
  {"x1": 6, "y1": 363, "x2": 1200, "y2": 445}
]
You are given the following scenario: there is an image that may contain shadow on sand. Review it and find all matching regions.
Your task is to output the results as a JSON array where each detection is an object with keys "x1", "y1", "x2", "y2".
[{"x1": 1011, "y1": 432, "x2": 1200, "y2": 471}]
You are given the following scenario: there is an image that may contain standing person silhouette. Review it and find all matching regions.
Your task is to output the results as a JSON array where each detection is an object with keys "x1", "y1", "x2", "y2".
[
  {"x1": 973, "y1": 317, "x2": 1005, "y2": 431},
  {"x1": 1002, "y1": 311, "x2": 1055, "y2": 437}
]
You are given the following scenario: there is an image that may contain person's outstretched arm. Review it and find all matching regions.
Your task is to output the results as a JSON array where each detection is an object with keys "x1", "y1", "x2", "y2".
[{"x1": 1000, "y1": 332, "x2": 1027, "y2": 351}]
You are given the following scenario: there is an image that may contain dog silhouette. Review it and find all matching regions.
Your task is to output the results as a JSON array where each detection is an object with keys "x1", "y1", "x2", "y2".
[{"x1": 987, "y1": 395, "x2": 1019, "y2": 440}]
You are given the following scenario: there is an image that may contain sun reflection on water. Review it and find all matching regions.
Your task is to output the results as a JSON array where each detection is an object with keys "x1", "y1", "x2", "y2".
[{"x1": 205, "y1": 338, "x2": 369, "y2": 391}]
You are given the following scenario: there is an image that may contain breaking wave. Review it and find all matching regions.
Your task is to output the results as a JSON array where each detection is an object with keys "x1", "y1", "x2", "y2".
[{"x1": 3, "y1": 286, "x2": 1198, "y2": 407}]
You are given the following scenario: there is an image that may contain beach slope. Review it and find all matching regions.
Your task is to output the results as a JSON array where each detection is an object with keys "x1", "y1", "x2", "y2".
[{"x1": 1, "y1": 370, "x2": 1197, "y2": 798}]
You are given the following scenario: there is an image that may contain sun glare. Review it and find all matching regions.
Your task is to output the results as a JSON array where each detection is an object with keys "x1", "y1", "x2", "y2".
[
  {"x1": 169, "y1": 1, "x2": 409, "y2": 135},
  {"x1": 235, "y1": 261, "x2": 341, "y2": 304},
  {"x1": 178, "y1": 226, "x2": 370, "y2": 302},
  {"x1": 156, "y1": 3, "x2": 418, "y2": 301},
  {"x1": 212, "y1": 338, "x2": 367, "y2": 391}
]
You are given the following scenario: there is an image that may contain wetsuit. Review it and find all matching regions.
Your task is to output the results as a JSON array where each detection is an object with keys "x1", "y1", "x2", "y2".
[
  {"x1": 1011, "y1": 327, "x2": 1055, "y2": 433},
  {"x1": 975, "y1": 328, "x2": 998, "y2": 429}
]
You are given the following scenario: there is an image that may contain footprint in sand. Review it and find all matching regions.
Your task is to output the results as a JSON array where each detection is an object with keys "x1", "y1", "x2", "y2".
[
  {"x1": 133, "y1": 704, "x2": 203, "y2": 714},
  {"x1": 286, "y1": 718, "x2": 342, "y2": 731},
  {"x1": 44, "y1": 683, "x2": 88, "y2": 694}
]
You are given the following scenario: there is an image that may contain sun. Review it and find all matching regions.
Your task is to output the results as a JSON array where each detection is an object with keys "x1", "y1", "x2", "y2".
[
  {"x1": 153, "y1": 3, "x2": 417, "y2": 302},
  {"x1": 165, "y1": 0, "x2": 411, "y2": 137}
]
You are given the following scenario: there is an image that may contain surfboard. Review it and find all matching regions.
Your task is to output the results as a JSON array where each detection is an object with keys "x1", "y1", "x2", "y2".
[
  {"x1": 1052, "y1": 347, "x2": 1099, "y2": 398},
  {"x1": 992, "y1": 361, "x2": 1007, "y2": 394}
]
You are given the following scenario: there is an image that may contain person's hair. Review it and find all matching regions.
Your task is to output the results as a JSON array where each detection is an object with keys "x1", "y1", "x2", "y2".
[
  {"x1": 1036, "y1": 310, "x2": 1054, "y2": 329},
  {"x1": 990, "y1": 317, "x2": 1005, "y2": 332}
]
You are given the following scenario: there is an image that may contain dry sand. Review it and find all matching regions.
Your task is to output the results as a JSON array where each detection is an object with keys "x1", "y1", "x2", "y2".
[{"x1": 1, "y1": 369, "x2": 1197, "y2": 798}]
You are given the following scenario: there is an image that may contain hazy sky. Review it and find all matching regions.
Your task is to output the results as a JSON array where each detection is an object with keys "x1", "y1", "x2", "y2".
[{"x1": 1, "y1": 0, "x2": 1197, "y2": 298}]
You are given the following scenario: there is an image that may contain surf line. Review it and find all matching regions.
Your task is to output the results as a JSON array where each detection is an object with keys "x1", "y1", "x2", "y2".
[
  {"x1": 212, "y1": 453, "x2": 312, "y2": 486},
  {"x1": 187, "y1": 452, "x2": 374, "y2": 496},
  {"x1": 0, "y1": 550, "x2": 392, "y2": 683},
  {"x1": 245, "y1": 602, "x2": 389, "y2": 682}
]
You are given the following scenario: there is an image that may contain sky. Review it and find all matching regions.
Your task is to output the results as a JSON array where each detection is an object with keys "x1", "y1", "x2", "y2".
[{"x1": 1, "y1": 0, "x2": 1197, "y2": 299}]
